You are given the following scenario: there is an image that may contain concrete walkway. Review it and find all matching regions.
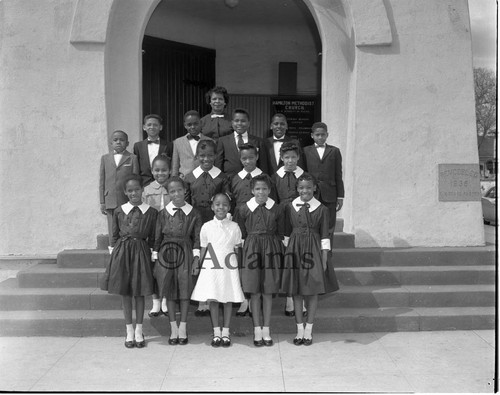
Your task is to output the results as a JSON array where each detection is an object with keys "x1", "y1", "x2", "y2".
[{"x1": 0, "y1": 330, "x2": 495, "y2": 392}]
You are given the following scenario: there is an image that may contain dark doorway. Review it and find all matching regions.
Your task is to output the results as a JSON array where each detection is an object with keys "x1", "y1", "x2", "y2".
[{"x1": 142, "y1": 36, "x2": 215, "y2": 141}]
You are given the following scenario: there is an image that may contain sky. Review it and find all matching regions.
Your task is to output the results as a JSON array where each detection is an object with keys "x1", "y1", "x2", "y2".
[{"x1": 468, "y1": 0, "x2": 497, "y2": 71}]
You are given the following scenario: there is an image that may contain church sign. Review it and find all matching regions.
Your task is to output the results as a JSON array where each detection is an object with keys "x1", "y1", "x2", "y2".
[{"x1": 438, "y1": 164, "x2": 482, "y2": 202}]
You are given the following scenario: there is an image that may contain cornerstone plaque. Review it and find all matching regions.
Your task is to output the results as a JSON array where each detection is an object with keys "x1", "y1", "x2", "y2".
[{"x1": 438, "y1": 164, "x2": 481, "y2": 201}]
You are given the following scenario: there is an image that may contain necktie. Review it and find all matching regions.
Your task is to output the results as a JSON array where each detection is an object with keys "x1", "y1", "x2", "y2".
[
  {"x1": 148, "y1": 139, "x2": 159, "y2": 144},
  {"x1": 172, "y1": 207, "x2": 185, "y2": 219},
  {"x1": 187, "y1": 134, "x2": 200, "y2": 141},
  {"x1": 237, "y1": 134, "x2": 244, "y2": 149},
  {"x1": 211, "y1": 114, "x2": 224, "y2": 118},
  {"x1": 273, "y1": 139, "x2": 284, "y2": 143}
]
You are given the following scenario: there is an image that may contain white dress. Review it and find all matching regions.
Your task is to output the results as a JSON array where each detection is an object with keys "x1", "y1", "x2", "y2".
[{"x1": 191, "y1": 217, "x2": 245, "y2": 303}]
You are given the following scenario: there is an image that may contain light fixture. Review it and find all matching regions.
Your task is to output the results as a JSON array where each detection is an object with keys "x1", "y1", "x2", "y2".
[{"x1": 224, "y1": 0, "x2": 239, "y2": 8}]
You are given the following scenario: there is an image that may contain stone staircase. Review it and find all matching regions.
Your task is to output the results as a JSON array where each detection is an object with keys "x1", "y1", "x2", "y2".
[{"x1": 0, "y1": 223, "x2": 495, "y2": 336}]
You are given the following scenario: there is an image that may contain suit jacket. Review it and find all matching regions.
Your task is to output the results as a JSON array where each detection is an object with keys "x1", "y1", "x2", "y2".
[
  {"x1": 133, "y1": 139, "x2": 172, "y2": 186},
  {"x1": 171, "y1": 134, "x2": 213, "y2": 177},
  {"x1": 99, "y1": 150, "x2": 139, "y2": 209},
  {"x1": 215, "y1": 132, "x2": 269, "y2": 178},
  {"x1": 264, "y1": 135, "x2": 304, "y2": 174},
  {"x1": 303, "y1": 144, "x2": 344, "y2": 203}
]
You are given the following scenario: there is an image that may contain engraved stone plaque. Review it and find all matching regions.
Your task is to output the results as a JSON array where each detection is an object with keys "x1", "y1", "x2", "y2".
[{"x1": 438, "y1": 164, "x2": 481, "y2": 202}]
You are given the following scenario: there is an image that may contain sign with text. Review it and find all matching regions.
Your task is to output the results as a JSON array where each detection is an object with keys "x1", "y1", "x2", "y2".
[
  {"x1": 438, "y1": 164, "x2": 482, "y2": 201},
  {"x1": 270, "y1": 96, "x2": 319, "y2": 146}
]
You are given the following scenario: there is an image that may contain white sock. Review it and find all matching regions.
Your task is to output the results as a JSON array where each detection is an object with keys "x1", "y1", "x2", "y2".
[
  {"x1": 135, "y1": 323, "x2": 144, "y2": 341},
  {"x1": 296, "y1": 323, "x2": 305, "y2": 339},
  {"x1": 221, "y1": 327, "x2": 230, "y2": 338},
  {"x1": 262, "y1": 326, "x2": 271, "y2": 340},
  {"x1": 178, "y1": 321, "x2": 187, "y2": 338},
  {"x1": 161, "y1": 297, "x2": 168, "y2": 312},
  {"x1": 285, "y1": 296, "x2": 294, "y2": 311},
  {"x1": 150, "y1": 298, "x2": 160, "y2": 313},
  {"x1": 237, "y1": 299, "x2": 248, "y2": 313},
  {"x1": 304, "y1": 323, "x2": 313, "y2": 339},
  {"x1": 254, "y1": 326, "x2": 262, "y2": 341},
  {"x1": 170, "y1": 321, "x2": 179, "y2": 339},
  {"x1": 302, "y1": 300, "x2": 307, "y2": 312},
  {"x1": 213, "y1": 327, "x2": 222, "y2": 337},
  {"x1": 126, "y1": 324, "x2": 134, "y2": 342}
]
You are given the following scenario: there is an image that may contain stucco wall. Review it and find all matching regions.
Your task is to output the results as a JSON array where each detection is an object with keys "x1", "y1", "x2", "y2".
[{"x1": 0, "y1": 0, "x2": 108, "y2": 254}]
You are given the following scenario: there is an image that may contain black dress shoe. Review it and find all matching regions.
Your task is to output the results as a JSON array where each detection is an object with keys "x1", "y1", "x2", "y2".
[
  {"x1": 161, "y1": 309, "x2": 169, "y2": 316},
  {"x1": 195, "y1": 309, "x2": 209, "y2": 317},
  {"x1": 168, "y1": 337, "x2": 179, "y2": 345},
  {"x1": 235, "y1": 308, "x2": 249, "y2": 317},
  {"x1": 221, "y1": 336, "x2": 231, "y2": 347},
  {"x1": 211, "y1": 336, "x2": 222, "y2": 347},
  {"x1": 253, "y1": 339, "x2": 264, "y2": 347},
  {"x1": 263, "y1": 338, "x2": 273, "y2": 347},
  {"x1": 124, "y1": 339, "x2": 135, "y2": 348},
  {"x1": 135, "y1": 339, "x2": 146, "y2": 348},
  {"x1": 178, "y1": 337, "x2": 188, "y2": 345},
  {"x1": 148, "y1": 310, "x2": 161, "y2": 318},
  {"x1": 293, "y1": 337, "x2": 303, "y2": 346},
  {"x1": 303, "y1": 337, "x2": 313, "y2": 346},
  {"x1": 285, "y1": 309, "x2": 295, "y2": 317}
]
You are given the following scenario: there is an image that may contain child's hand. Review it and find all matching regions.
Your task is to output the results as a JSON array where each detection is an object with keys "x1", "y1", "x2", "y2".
[
  {"x1": 192, "y1": 256, "x2": 200, "y2": 276},
  {"x1": 321, "y1": 250, "x2": 328, "y2": 271},
  {"x1": 100, "y1": 204, "x2": 107, "y2": 215}
]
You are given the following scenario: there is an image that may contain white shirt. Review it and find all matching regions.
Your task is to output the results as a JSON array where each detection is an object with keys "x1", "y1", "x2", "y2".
[
  {"x1": 147, "y1": 139, "x2": 160, "y2": 167},
  {"x1": 234, "y1": 131, "x2": 248, "y2": 147},
  {"x1": 114, "y1": 152, "x2": 123, "y2": 166},
  {"x1": 315, "y1": 144, "x2": 325, "y2": 160},
  {"x1": 188, "y1": 136, "x2": 199, "y2": 155},
  {"x1": 273, "y1": 137, "x2": 285, "y2": 166}
]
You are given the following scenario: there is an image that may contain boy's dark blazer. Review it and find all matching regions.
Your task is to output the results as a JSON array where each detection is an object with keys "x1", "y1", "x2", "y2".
[
  {"x1": 133, "y1": 139, "x2": 172, "y2": 186},
  {"x1": 99, "y1": 150, "x2": 139, "y2": 209},
  {"x1": 264, "y1": 135, "x2": 304, "y2": 174},
  {"x1": 215, "y1": 132, "x2": 269, "y2": 178},
  {"x1": 303, "y1": 144, "x2": 344, "y2": 203}
]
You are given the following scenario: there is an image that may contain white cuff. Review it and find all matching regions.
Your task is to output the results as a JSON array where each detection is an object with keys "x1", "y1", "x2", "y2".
[
  {"x1": 152, "y1": 251, "x2": 158, "y2": 260},
  {"x1": 283, "y1": 236, "x2": 290, "y2": 247},
  {"x1": 226, "y1": 213, "x2": 232, "y2": 221},
  {"x1": 321, "y1": 238, "x2": 331, "y2": 250},
  {"x1": 193, "y1": 249, "x2": 200, "y2": 258},
  {"x1": 108, "y1": 246, "x2": 114, "y2": 255}
]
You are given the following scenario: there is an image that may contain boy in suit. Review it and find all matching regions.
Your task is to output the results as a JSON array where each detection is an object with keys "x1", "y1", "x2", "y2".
[
  {"x1": 171, "y1": 110, "x2": 213, "y2": 178},
  {"x1": 303, "y1": 122, "x2": 344, "y2": 242},
  {"x1": 99, "y1": 130, "x2": 139, "y2": 244},
  {"x1": 264, "y1": 113, "x2": 303, "y2": 174},
  {"x1": 133, "y1": 114, "x2": 172, "y2": 187},
  {"x1": 215, "y1": 108, "x2": 269, "y2": 178}
]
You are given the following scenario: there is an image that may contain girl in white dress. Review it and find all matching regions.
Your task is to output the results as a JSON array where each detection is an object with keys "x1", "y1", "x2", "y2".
[{"x1": 191, "y1": 193, "x2": 245, "y2": 347}]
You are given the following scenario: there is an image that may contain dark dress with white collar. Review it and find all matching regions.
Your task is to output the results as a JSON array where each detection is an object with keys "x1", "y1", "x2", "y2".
[
  {"x1": 235, "y1": 198, "x2": 284, "y2": 294},
  {"x1": 200, "y1": 114, "x2": 233, "y2": 141},
  {"x1": 104, "y1": 203, "x2": 157, "y2": 297},
  {"x1": 281, "y1": 198, "x2": 339, "y2": 295},
  {"x1": 153, "y1": 204, "x2": 202, "y2": 300}
]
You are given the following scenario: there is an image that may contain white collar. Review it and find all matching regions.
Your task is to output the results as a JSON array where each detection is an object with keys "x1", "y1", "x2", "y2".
[
  {"x1": 149, "y1": 181, "x2": 167, "y2": 190},
  {"x1": 246, "y1": 197, "x2": 276, "y2": 212},
  {"x1": 237, "y1": 167, "x2": 262, "y2": 179},
  {"x1": 291, "y1": 196, "x2": 321, "y2": 213},
  {"x1": 165, "y1": 201, "x2": 193, "y2": 216},
  {"x1": 276, "y1": 166, "x2": 304, "y2": 178},
  {"x1": 234, "y1": 131, "x2": 248, "y2": 138},
  {"x1": 122, "y1": 202, "x2": 150, "y2": 215},
  {"x1": 192, "y1": 166, "x2": 222, "y2": 179},
  {"x1": 213, "y1": 216, "x2": 230, "y2": 227}
]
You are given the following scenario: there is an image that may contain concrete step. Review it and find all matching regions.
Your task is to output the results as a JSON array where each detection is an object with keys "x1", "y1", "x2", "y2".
[
  {"x1": 56, "y1": 245, "x2": 495, "y2": 269},
  {"x1": 0, "y1": 306, "x2": 493, "y2": 336},
  {"x1": 332, "y1": 246, "x2": 495, "y2": 267},
  {"x1": 0, "y1": 283, "x2": 494, "y2": 310},
  {"x1": 16, "y1": 264, "x2": 495, "y2": 288}
]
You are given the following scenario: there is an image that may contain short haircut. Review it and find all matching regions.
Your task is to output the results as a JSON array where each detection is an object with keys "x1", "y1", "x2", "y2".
[
  {"x1": 165, "y1": 176, "x2": 186, "y2": 191},
  {"x1": 205, "y1": 86, "x2": 229, "y2": 105},
  {"x1": 271, "y1": 113, "x2": 287, "y2": 122},
  {"x1": 196, "y1": 139, "x2": 217, "y2": 155},
  {"x1": 122, "y1": 174, "x2": 143, "y2": 189},
  {"x1": 152, "y1": 153, "x2": 171, "y2": 168},
  {"x1": 280, "y1": 141, "x2": 300, "y2": 156},
  {"x1": 232, "y1": 108, "x2": 250, "y2": 120},
  {"x1": 250, "y1": 173, "x2": 272, "y2": 190},
  {"x1": 239, "y1": 143, "x2": 259, "y2": 157},
  {"x1": 297, "y1": 172, "x2": 318, "y2": 187},
  {"x1": 211, "y1": 192, "x2": 231, "y2": 204},
  {"x1": 311, "y1": 122, "x2": 328, "y2": 132},
  {"x1": 184, "y1": 110, "x2": 200, "y2": 121},
  {"x1": 143, "y1": 114, "x2": 163, "y2": 124},
  {"x1": 111, "y1": 130, "x2": 128, "y2": 141}
]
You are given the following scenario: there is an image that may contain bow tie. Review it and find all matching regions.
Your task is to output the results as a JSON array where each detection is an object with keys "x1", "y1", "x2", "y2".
[
  {"x1": 211, "y1": 114, "x2": 224, "y2": 118},
  {"x1": 258, "y1": 202, "x2": 267, "y2": 208},
  {"x1": 297, "y1": 202, "x2": 310, "y2": 208},
  {"x1": 172, "y1": 207, "x2": 182, "y2": 211},
  {"x1": 315, "y1": 144, "x2": 325, "y2": 148},
  {"x1": 113, "y1": 151, "x2": 122, "y2": 155},
  {"x1": 273, "y1": 139, "x2": 284, "y2": 143},
  {"x1": 187, "y1": 134, "x2": 200, "y2": 141},
  {"x1": 148, "y1": 139, "x2": 160, "y2": 144}
]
